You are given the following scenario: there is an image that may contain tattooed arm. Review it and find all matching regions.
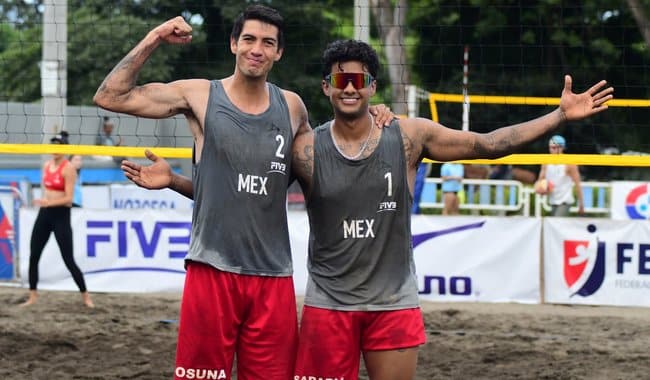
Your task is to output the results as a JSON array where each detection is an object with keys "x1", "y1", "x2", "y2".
[
  {"x1": 399, "y1": 75, "x2": 613, "y2": 193},
  {"x1": 291, "y1": 129, "x2": 315, "y2": 199},
  {"x1": 402, "y1": 75, "x2": 613, "y2": 165},
  {"x1": 93, "y1": 16, "x2": 208, "y2": 121}
]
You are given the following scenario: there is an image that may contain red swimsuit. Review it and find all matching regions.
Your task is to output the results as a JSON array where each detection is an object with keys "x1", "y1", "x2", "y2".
[{"x1": 42, "y1": 160, "x2": 68, "y2": 191}]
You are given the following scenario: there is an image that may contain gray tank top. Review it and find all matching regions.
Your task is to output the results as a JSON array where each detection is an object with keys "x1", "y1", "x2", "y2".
[
  {"x1": 186, "y1": 80, "x2": 293, "y2": 276},
  {"x1": 304, "y1": 120, "x2": 419, "y2": 310}
]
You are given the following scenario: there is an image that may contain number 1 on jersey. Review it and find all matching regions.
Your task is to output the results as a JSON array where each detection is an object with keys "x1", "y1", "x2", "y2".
[{"x1": 385, "y1": 172, "x2": 392, "y2": 197}]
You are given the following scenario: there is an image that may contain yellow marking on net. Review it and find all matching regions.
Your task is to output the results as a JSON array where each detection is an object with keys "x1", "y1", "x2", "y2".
[
  {"x1": 1, "y1": 144, "x2": 649, "y2": 166},
  {"x1": 428, "y1": 93, "x2": 650, "y2": 107},
  {"x1": 428, "y1": 93, "x2": 650, "y2": 127},
  {"x1": 0, "y1": 144, "x2": 192, "y2": 159},
  {"x1": 423, "y1": 154, "x2": 650, "y2": 167}
]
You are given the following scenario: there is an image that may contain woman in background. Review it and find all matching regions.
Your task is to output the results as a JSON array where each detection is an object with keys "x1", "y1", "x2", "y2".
[{"x1": 22, "y1": 132, "x2": 94, "y2": 307}]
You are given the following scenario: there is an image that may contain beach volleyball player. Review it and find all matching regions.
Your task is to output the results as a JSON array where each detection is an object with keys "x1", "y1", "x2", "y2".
[
  {"x1": 22, "y1": 132, "x2": 94, "y2": 308},
  {"x1": 288, "y1": 39, "x2": 613, "y2": 380}
]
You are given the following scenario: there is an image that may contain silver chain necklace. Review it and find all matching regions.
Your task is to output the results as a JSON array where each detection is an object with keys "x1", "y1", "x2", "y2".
[{"x1": 330, "y1": 113, "x2": 375, "y2": 160}]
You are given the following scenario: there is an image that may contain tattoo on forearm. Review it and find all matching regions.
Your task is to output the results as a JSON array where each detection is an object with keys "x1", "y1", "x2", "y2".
[
  {"x1": 296, "y1": 145, "x2": 314, "y2": 179},
  {"x1": 476, "y1": 126, "x2": 525, "y2": 157},
  {"x1": 102, "y1": 42, "x2": 157, "y2": 91}
]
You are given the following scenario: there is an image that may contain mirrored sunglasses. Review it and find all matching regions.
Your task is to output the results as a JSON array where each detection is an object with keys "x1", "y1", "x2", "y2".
[{"x1": 325, "y1": 72, "x2": 374, "y2": 90}]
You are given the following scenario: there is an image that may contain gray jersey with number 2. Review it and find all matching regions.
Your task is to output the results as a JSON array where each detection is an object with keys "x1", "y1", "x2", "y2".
[{"x1": 186, "y1": 80, "x2": 293, "y2": 277}]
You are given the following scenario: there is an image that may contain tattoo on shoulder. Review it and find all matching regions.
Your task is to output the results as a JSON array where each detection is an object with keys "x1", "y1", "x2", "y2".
[{"x1": 401, "y1": 131, "x2": 415, "y2": 164}]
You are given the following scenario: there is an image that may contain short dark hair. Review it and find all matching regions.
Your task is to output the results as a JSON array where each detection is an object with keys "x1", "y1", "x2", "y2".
[
  {"x1": 231, "y1": 4, "x2": 285, "y2": 50},
  {"x1": 321, "y1": 40, "x2": 380, "y2": 79}
]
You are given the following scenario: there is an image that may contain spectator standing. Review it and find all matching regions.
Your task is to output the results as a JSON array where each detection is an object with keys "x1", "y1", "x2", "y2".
[
  {"x1": 440, "y1": 162, "x2": 464, "y2": 215},
  {"x1": 96, "y1": 117, "x2": 122, "y2": 146},
  {"x1": 536, "y1": 135, "x2": 584, "y2": 216}
]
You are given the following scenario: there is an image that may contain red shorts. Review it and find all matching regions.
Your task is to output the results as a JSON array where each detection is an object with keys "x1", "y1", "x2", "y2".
[
  {"x1": 174, "y1": 262, "x2": 298, "y2": 380},
  {"x1": 294, "y1": 305, "x2": 426, "y2": 380}
]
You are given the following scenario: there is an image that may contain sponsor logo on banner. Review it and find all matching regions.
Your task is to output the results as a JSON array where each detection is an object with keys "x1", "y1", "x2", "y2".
[
  {"x1": 84, "y1": 219, "x2": 190, "y2": 275},
  {"x1": 562, "y1": 223, "x2": 650, "y2": 298},
  {"x1": 113, "y1": 199, "x2": 178, "y2": 209},
  {"x1": 563, "y1": 224, "x2": 605, "y2": 297},
  {"x1": 110, "y1": 184, "x2": 194, "y2": 209},
  {"x1": 624, "y1": 184, "x2": 650, "y2": 220},
  {"x1": 413, "y1": 221, "x2": 485, "y2": 296}
]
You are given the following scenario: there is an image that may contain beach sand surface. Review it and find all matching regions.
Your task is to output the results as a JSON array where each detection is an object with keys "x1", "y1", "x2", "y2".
[{"x1": 1, "y1": 287, "x2": 649, "y2": 379}]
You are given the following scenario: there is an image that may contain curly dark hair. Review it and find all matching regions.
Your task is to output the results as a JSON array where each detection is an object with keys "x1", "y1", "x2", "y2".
[
  {"x1": 231, "y1": 4, "x2": 285, "y2": 50},
  {"x1": 321, "y1": 40, "x2": 380, "y2": 79}
]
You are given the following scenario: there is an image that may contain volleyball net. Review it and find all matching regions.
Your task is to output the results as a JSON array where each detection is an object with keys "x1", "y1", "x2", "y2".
[{"x1": 1, "y1": 1, "x2": 649, "y2": 170}]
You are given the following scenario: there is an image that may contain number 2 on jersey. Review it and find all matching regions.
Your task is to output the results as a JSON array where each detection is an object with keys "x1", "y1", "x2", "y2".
[{"x1": 275, "y1": 135, "x2": 285, "y2": 159}]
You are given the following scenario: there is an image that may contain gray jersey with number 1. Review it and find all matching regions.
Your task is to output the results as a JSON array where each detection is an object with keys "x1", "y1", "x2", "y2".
[
  {"x1": 186, "y1": 80, "x2": 293, "y2": 277},
  {"x1": 304, "y1": 119, "x2": 419, "y2": 310}
]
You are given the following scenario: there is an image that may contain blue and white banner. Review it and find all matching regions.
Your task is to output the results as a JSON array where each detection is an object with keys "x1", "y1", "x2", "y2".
[
  {"x1": 411, "y1": 216, "x2": 541, "y2": 303},
  {"x1": 19, "y1": 208, "x2": 191, "y2": 292},
  {"x1": 110, "y1": 184, "x2": 194, "y2": 209},
  {"x1": 544, "y1": 218, "x2": 650, "y2": 307},
  {"x1": 18, "y1": 210, "x2": 543, "y2": 302},
  {"x1": 611, "y1": 181, "x2": 650, "y2": 220}
]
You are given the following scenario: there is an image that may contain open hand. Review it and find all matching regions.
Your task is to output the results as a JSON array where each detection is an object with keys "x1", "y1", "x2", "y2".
[
  {"x1": 121, "y1": 149, "x2": 173, "y2": 190},
  {"x1": 560, "y1": 75, "x2": 614, "y2": 121}
]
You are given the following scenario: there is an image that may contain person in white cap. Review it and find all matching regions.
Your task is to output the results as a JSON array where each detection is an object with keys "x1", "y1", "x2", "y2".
[{"x1": 536, "y1": 135, "x2": 584, "y2": 216}]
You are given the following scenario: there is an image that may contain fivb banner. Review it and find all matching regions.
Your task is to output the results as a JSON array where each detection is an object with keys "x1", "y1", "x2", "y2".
[
  {"x1": 110, "y1": 184, "x2": 194, "y2": 209},
  {"x1": 544, "y1": 218, "x2": 650, "y2": 307},
  {"x1": 16, "y1": 210, "x2": 542, "y2": 301},
  {"x1": 411, "y1": 216, "x2": 541, "y2": 303},
  {"x1": 19, "y1": 208, "x2": 191, "y2": 292},
  {"x1": 611, "y1": 181, "x2": 650, "y2": 220}
]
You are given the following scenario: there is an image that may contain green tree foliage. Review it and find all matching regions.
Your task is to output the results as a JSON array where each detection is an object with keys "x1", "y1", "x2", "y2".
[
  {"x1": 0, "y1": 25, "x2": 41, "y2": 101},
  {"x1": 408, "y1": 0, "x2": 650, "y2": 160},
  {"x1": 413, "y1": 0, "x2": 649, "y2": 181}
]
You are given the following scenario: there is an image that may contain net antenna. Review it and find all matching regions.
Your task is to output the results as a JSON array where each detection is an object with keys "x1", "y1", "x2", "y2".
[{"x1": 462, "y1": 45, "x2": 470, "y2": 131}]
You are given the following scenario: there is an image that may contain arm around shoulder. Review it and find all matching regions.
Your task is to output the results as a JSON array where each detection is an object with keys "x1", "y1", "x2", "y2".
[{"x1": 291, "y1": 130, "x2": 315, "y2": 196}]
